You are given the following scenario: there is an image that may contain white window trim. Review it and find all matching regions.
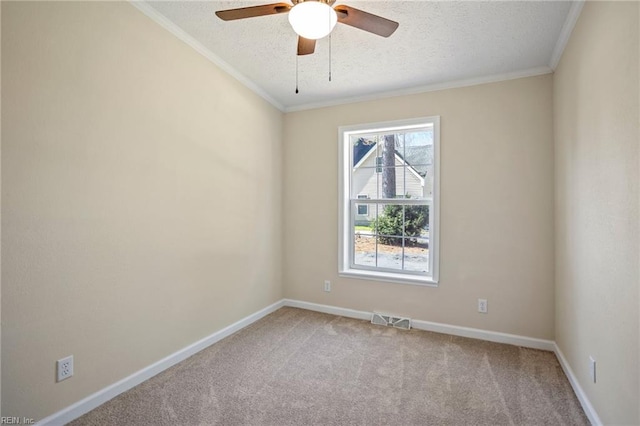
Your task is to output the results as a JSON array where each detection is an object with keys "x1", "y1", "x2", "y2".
[{"x1": 338, "y1": 116, "x2": 440, "y2": 286}]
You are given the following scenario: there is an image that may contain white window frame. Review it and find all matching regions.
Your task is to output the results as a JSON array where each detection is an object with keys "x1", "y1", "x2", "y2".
[{"x1": 338, "y1": 116, "x2": 440, "y2": 286}]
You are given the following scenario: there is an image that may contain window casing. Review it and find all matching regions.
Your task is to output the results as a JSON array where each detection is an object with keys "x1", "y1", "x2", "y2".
[{"x1": 338, "y1": 117, "x2": 440, "y2": 286}]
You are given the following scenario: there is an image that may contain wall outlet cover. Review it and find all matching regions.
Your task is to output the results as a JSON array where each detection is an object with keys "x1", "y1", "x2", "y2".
[{"x1": 57, "y1": 355, "x2": 74, "y2": 382}]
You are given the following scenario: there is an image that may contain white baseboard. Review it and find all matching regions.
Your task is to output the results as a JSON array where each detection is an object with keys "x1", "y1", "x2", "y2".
[
  {"x1": 554, "y1": 344, "x2": 602, "y2": 426},
  {"x1": 410, "y1": 318, "x2": 555, "y2": 351},
  {"x1": 283, "y1": 299, "x2": 555, "y2": 351},
  {"x1": 37, "y1": 299, "x2": 285, "y2": 426},
  {"x1": 38, "y1": 298, "x2": 600, "y2": 426},
  {"x1": 285, "y1": 299, "x2": 601, "y2": 423},
  {"x1": 283, "y1": 299, "x2": 371, "y2": 321}
]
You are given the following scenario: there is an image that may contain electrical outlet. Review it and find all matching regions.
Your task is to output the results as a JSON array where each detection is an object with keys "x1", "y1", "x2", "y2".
[
  {"x1": 478, "y1": 299, "x2": 488, "y2": 313},
  {"x1": 324, "y1": 280, "x2": 331, "y2": 292},
  {"x1": 589, "y1": 356, "x2": 596, "y2": 383},
  {"x1": 57, "y1": 355, "x2": 74, "y2": 382}
]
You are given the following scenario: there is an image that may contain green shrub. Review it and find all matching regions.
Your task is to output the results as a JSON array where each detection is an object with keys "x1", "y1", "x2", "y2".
[{"x1": 373, "y1": 204, "x2": 429, "y2": 245}]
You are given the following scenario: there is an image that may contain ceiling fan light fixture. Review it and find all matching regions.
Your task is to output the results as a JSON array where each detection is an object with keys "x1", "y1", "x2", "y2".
[{"x1": 288, "y1": 1, "x2": 337, "y2": 40}]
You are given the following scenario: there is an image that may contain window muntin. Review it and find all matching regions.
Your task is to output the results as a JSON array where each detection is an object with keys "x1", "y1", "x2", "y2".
[{"x1": 339, "y1": 117, "x2": 439, "y2": 285}]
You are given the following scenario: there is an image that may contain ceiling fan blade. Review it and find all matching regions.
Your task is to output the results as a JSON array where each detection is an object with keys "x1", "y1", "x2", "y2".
[
  {"x1": 297, "y1": 37, "x2": 316, "y2": 55},
  {"x1": 215, "y1": 3, "x2": 291, "y2": 21},
  {"x1": 334, "y1": 5, "x2": 399, "y2": 37}
]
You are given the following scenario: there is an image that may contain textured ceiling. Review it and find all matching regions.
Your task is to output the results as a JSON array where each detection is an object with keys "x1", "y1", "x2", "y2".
[{"x1": 140, "y1": 1, "x2": 576, "y2": 111}]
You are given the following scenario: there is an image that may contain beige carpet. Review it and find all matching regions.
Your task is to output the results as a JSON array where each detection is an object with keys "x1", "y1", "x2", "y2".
[{"x1": 71, "y1": 307, "x2": 588, "y2": 425}]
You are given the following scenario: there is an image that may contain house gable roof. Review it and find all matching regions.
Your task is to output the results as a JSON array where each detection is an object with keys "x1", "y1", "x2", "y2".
[
  {"x1": 353, "y1": 142, "x2": 430, "y2": 178},
  {"x1": 353, "y1": 143, "x2": 425, "y2": 185}
]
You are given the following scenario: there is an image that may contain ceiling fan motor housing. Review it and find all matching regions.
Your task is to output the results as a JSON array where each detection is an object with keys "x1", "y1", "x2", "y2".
[{"x1": 288, "y1": 0, "x2": 338, "y2": 40}]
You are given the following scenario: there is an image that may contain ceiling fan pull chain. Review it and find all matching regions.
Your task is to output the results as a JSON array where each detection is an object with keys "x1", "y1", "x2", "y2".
[
  {"x1": 295, "y1": 54, "x2": 299, "y2": 94},
  {"x1": 329, "y1": 32, "x2": 332, "y2": 82}
]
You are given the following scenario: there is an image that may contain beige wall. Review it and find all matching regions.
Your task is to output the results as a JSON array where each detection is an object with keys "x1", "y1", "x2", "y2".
[
  {"x1": 1, "y1": 2, "x2": 283, "y2": 420},
  {"x1": 283, "y1": 75, "x2": 555, "y2": 339},
  {"x1": 3, "y1": 0, "x2": 636, "y2": 423},
  {"x1": 554, "y1": 2, "x2": 639, "y2": 424}
]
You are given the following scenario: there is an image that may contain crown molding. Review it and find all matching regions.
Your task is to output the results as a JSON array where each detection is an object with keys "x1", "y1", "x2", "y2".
[
  {"x1": 129, "y1": 1, "x2": 286, "y2": 112},
  {"x1": 549, "y1": 0, "x2": 585, "y2": 70},
  {"x1": 284, "y1": 66, "x2": 553, "y2": 113},
  {"x1": 130, "y1": 0, "x2": 570, "y2": 114}
]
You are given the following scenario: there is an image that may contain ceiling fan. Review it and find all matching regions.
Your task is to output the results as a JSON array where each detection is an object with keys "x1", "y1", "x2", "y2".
[{"x1": 215, "y1": 0, "x2": 399, "y2": 56}]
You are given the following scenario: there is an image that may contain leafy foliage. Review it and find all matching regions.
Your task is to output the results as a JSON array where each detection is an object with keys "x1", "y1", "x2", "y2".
[{"x1": 373, "y1": 204, "x2": 429, "y2": 246}]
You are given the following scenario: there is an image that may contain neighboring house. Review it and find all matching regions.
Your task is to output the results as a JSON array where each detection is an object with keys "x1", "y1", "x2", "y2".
[{"x1": 352, "y1": 143, "x2": 433, "y2": 225}]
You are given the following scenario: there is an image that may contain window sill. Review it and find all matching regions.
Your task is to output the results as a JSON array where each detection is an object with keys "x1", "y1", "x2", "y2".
[{"x1": 339, "y1": 269, "x2": 439, "y2": 287}]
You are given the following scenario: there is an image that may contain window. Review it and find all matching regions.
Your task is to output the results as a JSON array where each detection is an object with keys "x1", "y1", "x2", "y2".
[
  {"x1": 357, "y1": 195, "x2": 369, "y2": 215},
  {"x1": 339, "y1": 117, "x2": 439, "y2": 285}
]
